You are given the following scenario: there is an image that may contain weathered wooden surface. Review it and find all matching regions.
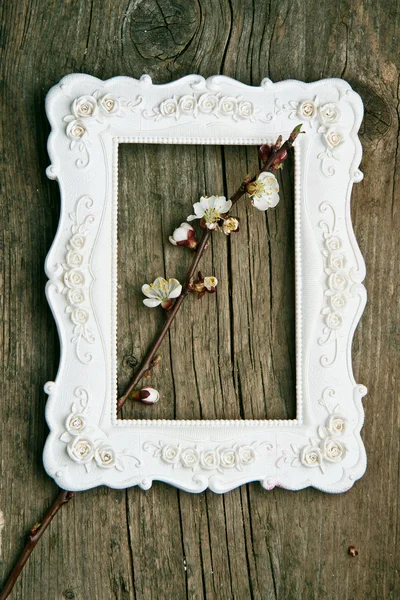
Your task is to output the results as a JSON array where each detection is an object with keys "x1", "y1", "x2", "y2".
[{"x1": 0, "y1": 1, "x2": 399, "y2": 598}]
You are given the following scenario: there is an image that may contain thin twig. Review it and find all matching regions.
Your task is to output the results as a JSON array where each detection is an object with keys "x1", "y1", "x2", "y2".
[
  {"x1": 0, "y1": 127, "x2": 302, "y2": 599},
  {"x1": 117, "y1": 129, "x2": 300, "y2": 409},
  {"x1": 0, "y1": 490, "x2": 75, "y2": 600}
]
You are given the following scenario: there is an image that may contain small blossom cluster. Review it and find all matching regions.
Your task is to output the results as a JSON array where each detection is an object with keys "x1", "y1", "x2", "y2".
[
  {"x1": 187, "y1": 195, "x2": 235, "y2": 231},
  {"x1": 188, "y1": 272, "x2": 218, "y2": 299}
]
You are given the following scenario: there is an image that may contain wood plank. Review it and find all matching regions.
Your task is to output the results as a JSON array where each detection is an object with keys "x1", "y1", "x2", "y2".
[{"x1": 1, "y1": 0, "x2": 399, "y2": 598}]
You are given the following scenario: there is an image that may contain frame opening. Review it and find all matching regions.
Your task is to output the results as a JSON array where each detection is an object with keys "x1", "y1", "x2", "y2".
[{"x1": 117, "y1": 143, "x2": 296, "y2": 421}]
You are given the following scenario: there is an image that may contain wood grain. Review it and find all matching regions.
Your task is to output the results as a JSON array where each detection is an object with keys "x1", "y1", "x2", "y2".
[{"x1": 1, "y1": 0, "x2": 399, "y2": 598}]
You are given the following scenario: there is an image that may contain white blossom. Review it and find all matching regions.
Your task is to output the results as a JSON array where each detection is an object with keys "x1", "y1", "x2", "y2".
[
  {"x1": 222, "y1": 216, "x2": 240, "y2": 235},
  {"x1": 204, "y1": 276, "x2": 218, "y2": 291},
  {"x1": 248, "y1": 172, "x2": 280, "y2": 211},
  {"x1": 142, "y1": 277, "x2": 182, "y2": 309},
  {"x1": 187, "y1": 195, "x2": 232, "y2": 229}
]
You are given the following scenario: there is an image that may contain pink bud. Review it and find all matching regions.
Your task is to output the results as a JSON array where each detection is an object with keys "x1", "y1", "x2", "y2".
[
  {"x1": 169, "y1": 223, "x2": 198, "y2": 249},
  {"x1": 131, "y1": 387, "x2": 160, "y2": 405},
  {"x1": 258, "y1": 144, "x2": 272, "y2": 163}
]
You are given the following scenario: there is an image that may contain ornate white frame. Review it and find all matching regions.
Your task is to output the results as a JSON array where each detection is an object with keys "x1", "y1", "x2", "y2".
[{"x1": 44, "y1": 74, "x2": 367, "y2": 493}]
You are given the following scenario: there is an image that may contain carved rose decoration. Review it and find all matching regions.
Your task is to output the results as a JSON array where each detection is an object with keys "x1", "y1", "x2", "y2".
[
  {"x1": 72, "y1": 95, "x2": 98, "y2": 118},
  {"x1": 144, "y1": 442, "x2": 264, "y2": 474},
  {"x1": 63, "y1": 89, "x2": 142, "y2": 168},
  {"x1": 277, "y1": 390, "x2": 349, "y2": 473},
  {"x1": 144, "y1": 87, "x2": 271, "y2": 123},
  {"x1": 67, "y1": 437, "x2": 95, "y2": 464},
  {"x1": 60, "y1": 388, "x2": 139, "y2": 472}
]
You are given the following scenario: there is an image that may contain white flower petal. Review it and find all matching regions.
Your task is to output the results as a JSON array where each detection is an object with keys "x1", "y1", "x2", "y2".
[
  {"x1": 171, "y1": 224, "x2": 191, "y2": 242},
  {"x1": 257, "y1": 172, "x2": 270, "y2": 183},
  {"x1": 168, "y1": 279, "x2": 182, "y2": 298},
  {"x1": 200, "y1": 195, "x2": 212, "y2": 208},
  {"x1": 141, "y1": 284, "x2": 161, "y2": 299},
  {"x1": 143, "y1": 298, "x2": 162, "y2": 308},
  {"x1": 213, "y1": 196, "x2": 230, "y2": 212},
  {"x1": 153, "y1": 276, "x2": 168, "y2": 289},
  {"x1": 193, "y1": 202, "x2": 205, "y2": 217},
  {"x1": 252, "y1": 196, "x2": 270, "y2": 211}
]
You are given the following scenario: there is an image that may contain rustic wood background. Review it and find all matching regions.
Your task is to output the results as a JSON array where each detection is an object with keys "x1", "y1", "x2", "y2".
[{"x1": 0, "y1": 0, "x2": 398, "y2": 598}]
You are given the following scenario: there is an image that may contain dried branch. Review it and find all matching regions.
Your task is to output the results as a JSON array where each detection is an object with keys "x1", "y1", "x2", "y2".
[
  {"x1": 0, "y1": 490, "x2": 75, "y2": 600},
  {"x1": 117, "y1": 125, "x2": 302, "y2": 409},
  {"x1": 0, "y1": 125, "x2": 302, "y2": 599}
]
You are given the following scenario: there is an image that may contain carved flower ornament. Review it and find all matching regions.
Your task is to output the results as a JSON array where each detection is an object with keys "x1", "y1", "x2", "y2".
[
  {"x1": 60, "y1": 388, "x2": 139, "y2": 472},
  {"x1": 144, "y1": 441, "x2": 267, "y2": 474},
  {"x1": 143, "y1": 90, "x2": 271, "y2": 123},
  {"x1": 275, "y1": 95, "x2": 344, "y2": 175},
  {"x1": 63, "y1": 90, "x2": 142, "y2": 168},
  {"x1": 277, "y1": 389, "x2": 348, "y2": 473},
  {"x1": 59, "y1": 196, "x2": 96, "y2": 364}
]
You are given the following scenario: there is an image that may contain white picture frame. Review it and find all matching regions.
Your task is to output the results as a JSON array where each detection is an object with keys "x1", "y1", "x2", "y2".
[{"x1": 44, "y1": 73, "x2": 367, "y2": 493}]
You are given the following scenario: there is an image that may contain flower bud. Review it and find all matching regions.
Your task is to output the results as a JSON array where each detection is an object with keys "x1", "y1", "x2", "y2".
[
  {"x1": 270, "y1": 148, "x2": 288, "y2": 170},
  {"x1": 273, "y1": 135, "x2": 283, "y2": 151},
  {"x1": 131, "y1": 387, "x2": 160, "y2": 405},
  {"x1": 169, "y1": 222, "x2": 198, "y2": 249},
  {"x1": 222, "y1": 217, "x2": 240, "y2": 235},
  {"x1": 150, "y1": 355, "x2": 162, "y2": 368},
  {"x1": 258, "y1": 144, "x2": 272, "y2": 163},
  {"x1": 289, "y1": 123, "x2": 304, "y2": 144},
  {"x1": 189, "y1": 272, "x2": 218, "y2": 298}
]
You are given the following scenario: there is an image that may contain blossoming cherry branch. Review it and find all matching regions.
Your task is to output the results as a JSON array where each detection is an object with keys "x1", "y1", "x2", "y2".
[
  {"x1": 0, "y1": 125, "x2": 303, "y2": 600},
  {"x1": 117, "y1": 124, "x2": 303, "y2": 410}
]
